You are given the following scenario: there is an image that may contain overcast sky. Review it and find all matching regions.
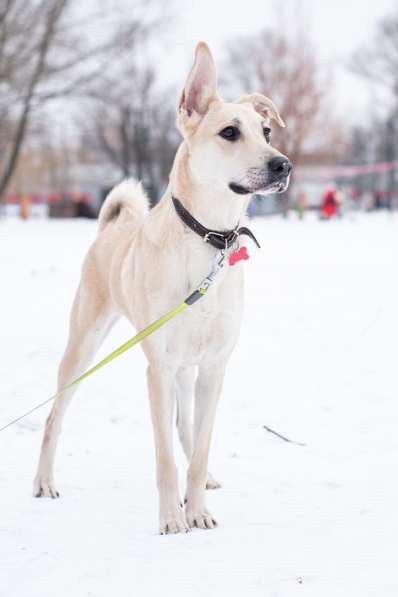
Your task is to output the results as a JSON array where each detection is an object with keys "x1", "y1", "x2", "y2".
[{"x1": 161, "y1": 0, "x2": 398, "y2": 124}]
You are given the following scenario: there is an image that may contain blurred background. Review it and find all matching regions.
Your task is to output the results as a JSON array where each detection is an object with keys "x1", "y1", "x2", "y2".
[
  {"x1": 2, "y1": 4, "x2": 398, "y2": 591},
  {"x1": 1, "y1": 0, "x2": 397, "y2": 220}
]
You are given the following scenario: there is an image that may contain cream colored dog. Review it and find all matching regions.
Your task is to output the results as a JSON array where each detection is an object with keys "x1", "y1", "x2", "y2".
[{"x1": 34, "y1": 42, "x2": 291, "y2": 534}]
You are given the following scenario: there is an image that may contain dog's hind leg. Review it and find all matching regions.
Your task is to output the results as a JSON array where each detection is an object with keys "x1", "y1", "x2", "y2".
[
  {"x1": 176, "y1": 367, "x2": 221, "y2": 490},
  {"x1": 33, "y1": 277, "x2": 117, "y2": 498}
]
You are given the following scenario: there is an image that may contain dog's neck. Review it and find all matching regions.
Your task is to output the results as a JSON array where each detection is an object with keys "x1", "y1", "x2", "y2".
[{"x1": 169, "y1": 142, "x2": 250, "y2": 231}]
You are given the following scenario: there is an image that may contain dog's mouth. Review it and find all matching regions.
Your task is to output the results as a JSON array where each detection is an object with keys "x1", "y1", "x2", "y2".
[
  {"x1": 229, "y1": 176, "x2": 290, "y2": 196},
  {"x1": 228, "y1": 182, "x2": 251, "y2": 195}
]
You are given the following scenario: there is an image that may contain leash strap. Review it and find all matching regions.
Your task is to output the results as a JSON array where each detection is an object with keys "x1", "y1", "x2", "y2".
[
  {"x1": 0, "y1": 251, "x2": 226, "y2": 433},
  {"x1": 172, "y1": 196, "x2": 261, "y2": 250}
]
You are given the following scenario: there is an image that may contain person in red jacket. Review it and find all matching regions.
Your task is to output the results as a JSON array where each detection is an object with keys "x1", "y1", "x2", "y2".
[{"x1": 320, "y1": 186, "x2": 339, "y2": 219}]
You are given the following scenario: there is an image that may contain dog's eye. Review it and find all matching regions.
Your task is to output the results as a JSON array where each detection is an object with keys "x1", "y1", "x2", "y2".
[
  {"x1": 263, "y1": 127, "x2": 271, "y2": 143},
  {"x1": 219, "y1": 126, "x2": 240, "y2": 141}
]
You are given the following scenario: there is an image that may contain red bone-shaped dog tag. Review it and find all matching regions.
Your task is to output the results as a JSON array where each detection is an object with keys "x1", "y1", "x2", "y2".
[{"x1": 229, "y1": 246, "x2": 249, "y2": 266}]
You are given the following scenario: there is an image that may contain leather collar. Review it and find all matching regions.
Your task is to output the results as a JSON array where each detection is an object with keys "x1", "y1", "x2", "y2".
[{"x1": 172, "y1": 196, "x2": 260, "y2": 251}]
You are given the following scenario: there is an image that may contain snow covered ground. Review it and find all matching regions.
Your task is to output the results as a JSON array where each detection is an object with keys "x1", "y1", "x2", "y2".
[{"x1": 0, "y1": 211, "x2": 397, "y2": 596}]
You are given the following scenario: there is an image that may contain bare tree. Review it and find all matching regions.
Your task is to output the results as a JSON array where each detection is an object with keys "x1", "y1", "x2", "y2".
[
  {"x1": 352, "y1": 10, "x2": 398, "y2": 105},
  {"x1": 0, "y1": 0, "x2": 69, "y2": 198},
  {"x1": 0, "y1": 0, "x2": 157, "y2": 200},
  {"x1": 81, "y1": 62, "x2": 179, "y2": 202},
  {"x1": 223, "y1": 25, "x2": 343, "y2": 167},
  {"x1": 350, "y1": 10, "x2": 398, "y2": 195}
]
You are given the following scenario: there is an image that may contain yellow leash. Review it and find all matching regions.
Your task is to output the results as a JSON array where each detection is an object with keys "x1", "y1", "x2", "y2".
[{"x1": 0, "y1": 253, "x2": 224, "y2": 433}]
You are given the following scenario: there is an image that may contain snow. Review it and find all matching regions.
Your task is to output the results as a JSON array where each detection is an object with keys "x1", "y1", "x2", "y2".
[{"x1": 1, "y1": 212, "x2": 397, "y2": 596}]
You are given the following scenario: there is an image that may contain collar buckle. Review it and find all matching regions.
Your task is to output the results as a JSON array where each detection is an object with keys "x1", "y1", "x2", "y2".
[{"x1": 204, "y1": 230, "x2": 229, "y2": 250}]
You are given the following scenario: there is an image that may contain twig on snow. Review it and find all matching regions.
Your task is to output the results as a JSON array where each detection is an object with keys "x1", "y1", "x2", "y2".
[{"x1": 263, "y1": 425, "x2": 307, "y2": 447}]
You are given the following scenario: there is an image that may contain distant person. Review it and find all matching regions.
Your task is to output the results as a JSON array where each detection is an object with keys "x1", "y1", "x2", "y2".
[
  {"x1": 19, "y1": 194, "x2": 31, "y2": 220},
  {"x1": 296, "y1": 191, "x2": 308, "y2": 220},
  {"x1": 372, "y1": 190, "x2": 386, "y2": 210},
  {"x1": 320, "y1": 186, "x2": 339, "y2": 219}
]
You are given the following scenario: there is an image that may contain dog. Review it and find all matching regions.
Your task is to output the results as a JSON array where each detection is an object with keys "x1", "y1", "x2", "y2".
[{"x1": 34, "y1": 42, "x2": 292, "y2": 534}]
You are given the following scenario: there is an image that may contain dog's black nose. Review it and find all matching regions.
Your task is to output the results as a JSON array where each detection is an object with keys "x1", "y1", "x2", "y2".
[{"x1": 268, "y1": 156, "x2": 292, "y2": 176}]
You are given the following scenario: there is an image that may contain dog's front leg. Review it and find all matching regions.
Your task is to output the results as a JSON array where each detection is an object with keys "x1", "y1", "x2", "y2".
[
  {"x1": 147, "y1": 364, "x2": 188, "y2": 534},
  {"x1": 185, "y1": 361, "x2": 226, "y2": 530}
]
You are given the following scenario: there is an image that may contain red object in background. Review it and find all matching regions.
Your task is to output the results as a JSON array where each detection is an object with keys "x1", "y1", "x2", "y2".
[
  {"x1": 4, "y1": 193, "x2": 40, "y2": 205},
  {"x1": 321, "y1": 188, "x2": 338, "y2": 218},
  {"x1": 47, "y1": 193, "x2": 63, "y2": 203},
  {"x1": 4, "y1": 194, "x2": 18, "y2": 204}
]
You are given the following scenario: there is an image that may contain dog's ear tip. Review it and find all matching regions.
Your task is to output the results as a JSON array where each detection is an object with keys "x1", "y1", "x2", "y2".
[
  {"x1": 237, "y1": 94, "x2": 285, "y2": 127},
  {"x1": 196, "y1": 41, "x2": 211, "y2": 52},
  {"x1": 195, "y1": 41, "x2": 214, "y2": 62}
]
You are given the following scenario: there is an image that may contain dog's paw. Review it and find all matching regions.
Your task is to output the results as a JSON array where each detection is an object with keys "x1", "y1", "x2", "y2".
[
  {"x1": 159, "y1": 508, "x2": 189, "y2": 535},
  {"x1": 185, "y1": 508, "x2": 218, "y2": 530},
  {"x1": 206, "y1": 472, "x2": 221, "y2": 490},
  {"x1": 33, "y1": 474, "x2": 60, "y2": 499}
]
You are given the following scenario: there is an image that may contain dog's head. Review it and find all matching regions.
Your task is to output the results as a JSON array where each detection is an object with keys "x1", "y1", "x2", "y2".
[{"x1": 177, "y1": 42, "x2": 292, "y2": 196}]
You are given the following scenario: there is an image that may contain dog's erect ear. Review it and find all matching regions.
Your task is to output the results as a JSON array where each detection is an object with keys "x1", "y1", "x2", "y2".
[
  {"x1": 178, "y1": 42, "x2": 219, "y2": 119},
  {"x1": 235, "y1": 94, "x2": 285, "y2": 127}
]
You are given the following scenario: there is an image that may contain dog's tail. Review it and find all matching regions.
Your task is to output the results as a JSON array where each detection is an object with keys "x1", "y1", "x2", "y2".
[{"x1": 98, "y1": 179, "x2": 149, "y2": 233}]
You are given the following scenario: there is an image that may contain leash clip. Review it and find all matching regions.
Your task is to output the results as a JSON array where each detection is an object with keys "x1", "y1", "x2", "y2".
[{"x1": 198, "y1": 250, "x2": 226, "y2": 293}]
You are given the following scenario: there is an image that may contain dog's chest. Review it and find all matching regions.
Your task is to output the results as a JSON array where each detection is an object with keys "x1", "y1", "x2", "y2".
[{"x1": 169, "y1": 259, "x2": 244, "y2": 365}]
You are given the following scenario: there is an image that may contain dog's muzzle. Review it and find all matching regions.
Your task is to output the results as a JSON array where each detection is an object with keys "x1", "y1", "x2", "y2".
[{"x1": 229, "y1": 156, "x2": 293, "y2": 196}]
